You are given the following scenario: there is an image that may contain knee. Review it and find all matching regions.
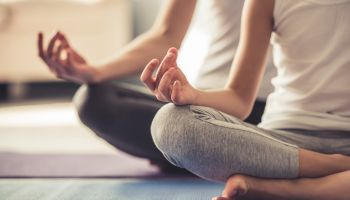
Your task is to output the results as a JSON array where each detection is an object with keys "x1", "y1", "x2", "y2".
[
  {"x1": 151, "y1": 104, "x2": 200, "y2": 168},
  {"x1": 151, "y1": 104, "x2": 186, "y2": 155},
  {"x1": 151, "y1": 104, "x2": 244, "y2": 182}
]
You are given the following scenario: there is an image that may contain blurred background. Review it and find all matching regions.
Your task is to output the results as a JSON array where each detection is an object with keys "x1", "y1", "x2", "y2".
[{"x1": 0, "y1": 0, "x2": 210, "y2": 177}]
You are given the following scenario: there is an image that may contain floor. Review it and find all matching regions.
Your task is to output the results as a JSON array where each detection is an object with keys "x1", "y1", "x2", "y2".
[
  {"x1": 0, "y1": 179, "x2": 222, "y2": 200},
  {"x1": 0, "y1": 99, "x2": 223, "y2": 199},
  {"x1": 0, "y1": 100, "x2": 116, "y2": 155}
]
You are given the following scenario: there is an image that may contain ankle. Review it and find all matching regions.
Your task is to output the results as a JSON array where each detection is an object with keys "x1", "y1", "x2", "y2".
[
  {"x1": 239, "y1": 176, "x2": 276, "y2": 200},
  {"x1": 243, "y1": 176, "x2": 260, "y2": 195},
  {"x1": 235, "y1": 175, "x2": 250, "y2": 195}
]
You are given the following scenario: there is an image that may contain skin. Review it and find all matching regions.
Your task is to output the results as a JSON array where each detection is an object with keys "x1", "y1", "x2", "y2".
[
  {"x1": 38, "y1": 0, "x2": 350, "y2": 199},
  {"x1": 213, "y1": 171, "x2": 350, "y2": 200},
  {"x1": 140, "y1": 0, "x2": 350, "y2": 199},
  {"x1": 143, "y1": 0, "x2": 275, "y2": 119}
]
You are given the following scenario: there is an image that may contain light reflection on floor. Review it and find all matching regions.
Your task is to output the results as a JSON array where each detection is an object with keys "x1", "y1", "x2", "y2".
[{"x1": 0, "y1": 101, "x2": 116, "y2": 154}]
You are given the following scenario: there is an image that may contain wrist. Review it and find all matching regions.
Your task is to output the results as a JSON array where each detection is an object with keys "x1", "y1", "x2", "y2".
[
  {"x1": 191, "y1": 87, "x2": 203, "y2": 105},
  {"x1": 89, "y1": 66, "x2": 104, "y2": 84}
]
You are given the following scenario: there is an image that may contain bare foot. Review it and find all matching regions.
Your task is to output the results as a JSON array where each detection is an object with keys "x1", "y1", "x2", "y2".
[{"x1": 212, "y1": 175, "x2": 249, "y2": 200}]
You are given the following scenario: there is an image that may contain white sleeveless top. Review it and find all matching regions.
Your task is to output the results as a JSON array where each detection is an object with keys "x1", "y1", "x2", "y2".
[
  {"x1": 193, "y1": 0, "x2": 276, "y2": 100},
  {"x1": 259, "y1": 0, "x2": 350, "y2": 131}
]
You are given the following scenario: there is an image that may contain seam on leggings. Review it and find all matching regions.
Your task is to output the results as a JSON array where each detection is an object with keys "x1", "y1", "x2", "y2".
[{"x1": 190, "y1": 106, "x2": 298, "y2": 149}]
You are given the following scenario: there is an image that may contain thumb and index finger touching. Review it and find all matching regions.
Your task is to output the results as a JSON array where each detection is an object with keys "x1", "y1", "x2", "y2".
[
  {"x1": 141, "y1": 47, "x2": 179, "y2": 92},
  {"x1": 37, "y1": 31, "x2": 71, "y2": 58}
]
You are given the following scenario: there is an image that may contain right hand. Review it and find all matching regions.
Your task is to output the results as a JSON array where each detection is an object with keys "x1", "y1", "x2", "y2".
[
  {"x1": 140, "y1": 47, "x2": 199, "y2": 105},
  {"x1": 38, "y1": 31, "x2": 101, "y2": 84}
]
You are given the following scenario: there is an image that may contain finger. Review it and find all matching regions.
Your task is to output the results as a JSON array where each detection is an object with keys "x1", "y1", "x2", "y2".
[
  {"x1": 52, "y1": 44, "x2": 64, "y2": 63},
  {"x1": 155, "y1": 48, "x2": 178, "y2": 86},
  {"x1": 140, "y1": 59, "x2": 159, "y2": 91},
  {"x1": 49, "y1": 61, "x2": 65, "y2": 79},
  {"x1": 58, "y1": 33, "x2": 86, "y2": 63},
  {"x1": 66, "y1": 50, "x2": 78, "y2": 70},
  {"x1": 50, "y1": 45, "x2": 68, "y2": 77},
  {"x1": 49, "y1": 56, "x2": 67, "y2": 78},
  {"x1": 157, "y1": 67, "x2": 177, "y2": 101},
  {"x1": 57, "y1": 33, "x2": 76, "y2": 64},
  {"x1": 66, "y1": 50, "x2": 74, "y2": 66},
  {"x1": 38, "y1": 32, "x2": 56, "y2": 72},
  {"x1": 168, "y1": 47, "x2": 178, "y2": 57},
  {"x1": 155, "y1": 52, "x2": 175, "y2": 86},
  {"x1": 57, "y1": 32, "x2": 70, "y2": 48},
  {"x1": 47, "y1": 31, "x2": 60, "y2": 58},
  {"x1": 157, "y1": 47, "x2": 177, "y2": 82},
  {"x1": 155, "y1": 93, "x2": 170, "y2": 102},
  {"x1": 171, "y1": 80, "x2": 182, "y2": 104},
  {"x1": 65, "y1": 50, "x2": 77, "y2": 74},
  {"x1": 38, "y1": 32, "x2": 46, "y2": 59}
]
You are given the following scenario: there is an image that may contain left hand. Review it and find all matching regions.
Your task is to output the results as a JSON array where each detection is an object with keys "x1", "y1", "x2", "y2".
[
  {"x1": 38, "y1": 31, "x2": 101, "y2": 84},
  {"x1": 140, "y1": 47, "x2": 198, "y2": 105}
]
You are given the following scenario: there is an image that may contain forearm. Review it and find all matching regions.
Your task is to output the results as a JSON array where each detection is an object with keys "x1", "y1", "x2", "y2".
[
  {"x1": 193, "y1": 89, "x2": 252, "y2": 120},
  {"x1": 191, "y1": 0, "x2": 275, "y2": 119},
  {"x1": 95, "y1": 30, "x2": 179, "y2": 82},
  {"x1": 93, "y1": 0, "x2": 197, "y2": 83}
]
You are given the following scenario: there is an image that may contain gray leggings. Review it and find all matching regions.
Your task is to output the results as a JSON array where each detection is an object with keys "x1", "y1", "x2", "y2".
[
  {"x1": 151, "y1": 103, "x2": 350, "y2": 182},
  {"x1": 73, "y1": 81, "x2": 266, "y2": 164}
]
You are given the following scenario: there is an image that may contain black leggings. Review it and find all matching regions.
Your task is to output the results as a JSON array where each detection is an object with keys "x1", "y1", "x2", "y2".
[{"x1": 73, "y1": 81, "x2": 266, "y2": 163}]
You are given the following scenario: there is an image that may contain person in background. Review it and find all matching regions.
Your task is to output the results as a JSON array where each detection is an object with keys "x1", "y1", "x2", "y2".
[
  {"x1": 141, "y1": 0, "x2": 350, "y2": 199},
  {"x1": 37, "y1": 0, "x2": 275, "y2": 171}
]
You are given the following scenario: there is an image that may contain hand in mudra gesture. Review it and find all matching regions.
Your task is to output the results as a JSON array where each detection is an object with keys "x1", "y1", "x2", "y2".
[
  {"x1": 140, "y1": 48, "x2": 198, "y2": 105},
  {"x1": 38, "y1": 31, "x2": 100, "y2": 84}
]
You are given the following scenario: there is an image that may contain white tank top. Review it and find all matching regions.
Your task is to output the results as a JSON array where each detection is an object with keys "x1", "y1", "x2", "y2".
[
  {"x1": 193, "y1": 0, "x2": 276, "y2": 100},
  {"x1": 259, "y1": 0, "x2": 350, "y2": 131}
]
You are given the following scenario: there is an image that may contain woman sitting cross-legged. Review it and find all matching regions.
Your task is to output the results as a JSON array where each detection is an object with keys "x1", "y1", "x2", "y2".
[{"x1": 140, "y1": 0, "x2": 350, "y2": 199}]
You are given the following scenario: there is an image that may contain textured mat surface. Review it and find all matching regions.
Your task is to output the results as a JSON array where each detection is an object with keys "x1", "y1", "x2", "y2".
[{"x1": 0, "y1": 178, "x2": 223, "y2": 200}]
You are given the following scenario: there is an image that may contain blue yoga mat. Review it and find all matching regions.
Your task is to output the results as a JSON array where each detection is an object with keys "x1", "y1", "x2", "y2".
[{"x1": 0, "y1": 178, "x2": 224, "y2": 200}]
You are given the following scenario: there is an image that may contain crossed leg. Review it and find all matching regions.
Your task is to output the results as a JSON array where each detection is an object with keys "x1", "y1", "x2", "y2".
[
  {"x1": 214, "y1": 151, "x2": 350, "y2": 200},
  {"x1": 150, "y1": 104, "x2": 350, "y2": 200}
]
